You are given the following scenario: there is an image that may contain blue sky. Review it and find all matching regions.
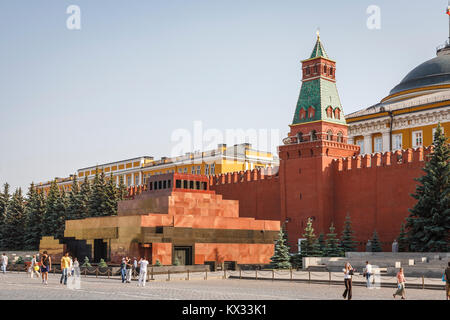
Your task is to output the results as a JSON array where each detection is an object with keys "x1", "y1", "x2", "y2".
[{"x1": 0, "y1": 0, "x2": 448, "y2": 192}]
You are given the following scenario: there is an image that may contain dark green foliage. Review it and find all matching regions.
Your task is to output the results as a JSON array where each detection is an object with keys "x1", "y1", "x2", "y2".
[
  {"x1": 317, "y1": 233, "x2": 326, "y2": 256},
  {"x1": 0, "y1": 183, "x2": 10, "y2": 249},
  {"x1": 301, "y1": 218, "x2": 322, "y2": 257},
  {"x1": 397, "y1": 223, "x2": 409, "y2": 252},
  {"x1": 406, "y1": 123, "x2": 449, "y2": 252},
  {"x1": 117, "y1": 175, "x2": 128, "y2": 201},
  {"x1": 371, "y1": 230, "x2": 382, "y2": 252},
  {"x1": 154, "y1": 259, "x2": 161, "y2": 267},
  {"x1": 42, "y1": 180, "x2": 61, "y2": 238},
  {"x1": 270, "y1": 228, "x2": 292, "y2": 269},
  {"x1": 105, "y1": 173, "x2": 118, "y2": 216},
  {"x1": 24, "y1": 183, "x2": 46, "y2": 250},
  {"x1": 3, "y1": 189, "x2": 26, "y2": 250},
  {"x1": 325, "y1": 223, "x2": 343, "y2": 257},
  {"x1": 15, "y1": 256, "x2": 24, "y2": 265},
  {"x1": 54, "y1": 189, "x2": 67, "y2": 240},
  {"x1": 88, "y1": 168, "x2": 109, "y2": 217},
  {"x1": 340, "y1": 213, "x2": 358, "y2": 252},
  {"x1": 66, "y1": 176, "x2": 83, "y2": 220},
  {"x1": 78, "y1": 176, "x2": 91, "y2": 219}
]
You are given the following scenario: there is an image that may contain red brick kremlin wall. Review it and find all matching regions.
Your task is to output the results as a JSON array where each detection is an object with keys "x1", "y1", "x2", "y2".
[{"x1": 210, "y1": 147, "x2": 430, "y2": 252}]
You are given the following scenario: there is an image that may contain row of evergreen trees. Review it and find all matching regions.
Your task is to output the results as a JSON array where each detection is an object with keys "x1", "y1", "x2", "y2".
[
  {"x1": 0, "y1": 168, "x2": 129, "y2": 251},
  {"x1": 270, "y1": 214, "x2": 383, "y2": 269}
]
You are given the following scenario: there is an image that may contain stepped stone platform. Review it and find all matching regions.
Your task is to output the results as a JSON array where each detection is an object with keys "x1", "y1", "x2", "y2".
[{"x1": 303, "y1": 252, "x2": 449, "y2": 278}]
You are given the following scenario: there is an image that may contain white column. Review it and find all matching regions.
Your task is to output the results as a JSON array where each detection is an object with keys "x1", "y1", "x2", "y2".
[
  {"x1": 382, "y1": 131, "x2": 390, "y2": 152},
  {"x1": 139, "y1": 171, "x2": 143, "y2": 186},
  {"x1": 363, "y1": 134, "x2": 372, "y2": 154}
]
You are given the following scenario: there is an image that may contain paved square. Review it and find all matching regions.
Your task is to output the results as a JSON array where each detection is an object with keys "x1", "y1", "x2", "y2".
[{"x1": 0, "y1": 272, "x2": 446, "y2": 300}]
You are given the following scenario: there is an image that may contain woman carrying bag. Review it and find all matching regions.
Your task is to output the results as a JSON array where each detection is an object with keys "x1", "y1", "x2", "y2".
[{"x1": 393, "y1": 267, "x2": 406, "y2": 299}]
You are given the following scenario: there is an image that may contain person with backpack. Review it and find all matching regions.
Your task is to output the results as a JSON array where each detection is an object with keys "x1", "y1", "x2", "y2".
[{"x1": 342, "y1": 262, "x2": 354, "y2": 300}]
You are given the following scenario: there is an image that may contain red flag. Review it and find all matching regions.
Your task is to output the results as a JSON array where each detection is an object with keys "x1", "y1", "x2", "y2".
[{"x1": 447, "y1": 6, "x2": 450, "y2": 15}]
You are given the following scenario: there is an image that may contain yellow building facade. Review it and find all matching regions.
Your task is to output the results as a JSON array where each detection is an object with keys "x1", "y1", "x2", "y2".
[
  {"x1": 36, "y1": 143, "x2": 278, "y2": 194},
  {"x1": 346, "y1": 43, "x2": 450, "y2": 153}
]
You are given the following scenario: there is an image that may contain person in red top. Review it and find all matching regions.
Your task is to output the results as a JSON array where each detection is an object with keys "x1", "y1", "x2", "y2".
[{"x1": 393, "y1": 267, "x2": 406, "y2": 299}]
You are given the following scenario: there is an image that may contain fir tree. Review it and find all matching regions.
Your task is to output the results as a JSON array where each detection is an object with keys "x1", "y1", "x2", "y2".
[
  {"x1": 105, "y1": 173, "x2": 118, "y2": 216},
  {"x1": 301, "y1": 218, "x2": 322, "y2": 257},
  {"x1": 117, "y1": 175, "x2": 128, "y2": 201},
  {"x1": 397, "y1": 223, "x2": 409, "y2": 252},
  {"x1": 54, "y1": 189, "x2": 67, "y2": 240},
  {"x1": 42, "y1": 180, "x2": 60, "y2": 237},
  {"x1": 325, "y1": 223, "x2": 343, "y2": 257},
  {"x1": 79, "y1": 176, "x2": 91, "y2": 219},
  {"x1": 0, "y1": 183, "x2": 10, "y2": 249},
  {"x1": 89, "y1": 168, "x2": 108, "y2": 217},
  {"x1": 24, "y1": 183, "x2": 46, "y2": 250},
  {"x1": 66, "y1": 176, "x2": 82, "y2": 220},
  {"x1": 270, "y1": 228, "x2": 292, "y2": 269},
  {"x1": 371, "y1": 230, "x2": 382, "y2": 252},
  {"x1": 317, "y1": 233, "x2": 326, "y2": 256},
  {"x1": 3, "y1": 189, "x2": 26, "y2": 250},
  {"x1": 406, "y1": 123, "x2": 449, "y2": 252},
  {"x1": 340, "y1": 213, "x2": 358, "y2": 253}
]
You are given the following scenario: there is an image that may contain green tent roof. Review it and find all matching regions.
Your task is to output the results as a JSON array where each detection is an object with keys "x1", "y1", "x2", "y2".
[{"x1": 310, "y1": 36, "x2": 328, "y2": 59}]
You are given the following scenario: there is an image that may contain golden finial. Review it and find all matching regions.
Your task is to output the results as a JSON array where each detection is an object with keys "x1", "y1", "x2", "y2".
[{"x1": 316, "y1": 28, "x2": 320, "y2": 40}]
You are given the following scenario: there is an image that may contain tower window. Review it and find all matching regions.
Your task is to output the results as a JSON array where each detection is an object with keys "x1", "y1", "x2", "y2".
[
  {"x1": 314, "y1": 65, "x2": 318, "y2": 74},
  {"x1": 334, "y1": 108, "x2": 341, "y2": 120},
  {"x1": 330, "y1": 67, "x2": 334, "y2": 76},
  {"x1": 299, "y1": 108, "x2": 306, "y2": 120},
  {"x1": 337, "y1": 132, "x2": 343, "y2": 143},
  {"x1": 308, "y1": 106, "x2": 315, "y2": 118},
  {"x1": 306, "y1": 67, "x2": 310, "y2": 75},
  {"x1": 324, "y1": 65, "x2": 327, "y2": 73},
  {"x1": 327, "y1": 130, "x2": 333, "y2": 141},
  {"x1": 326, "y1": 106, "x2": 333, "y2": 118},
  {"x1": 310, "y1": 130, "x2": 317, "y2": 141}
]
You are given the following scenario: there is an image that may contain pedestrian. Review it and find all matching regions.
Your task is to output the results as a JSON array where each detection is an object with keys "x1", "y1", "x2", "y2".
[
  {"x1": 126, "y1": 257, "x2": 132, "y2": 283},
  {"x1": 1, "y1": 253, "x2": 8, "y2": 274},
  {"x1": 40, "y1": 251, "x2": 51, "y2": 285},
  {"x1": 393, "y1": 267, "x2": 406, "y2": 299},
  {"x1": 138, "y1": 257, "x2": 149, "y2": 287},
  {"x1": 120, "y1": 257, "x2": 127, "y2": 283},
  {"x1": 133, "y1": 257, "x2": 138, "y2": 274},
  {"x1": 364, "y1": 261, "x2": 373, "y2": 288},
  {"x1": 342, "y1": 262, "x2": 353, "y2": 300},
  {"x1": 444, "y1": 261, "x2": 450, "y2": 300},
  {"x1": 73, "y1": 258, "x2": 80, "y2": 277},
  {"x1": 60, "y1": 252, "x2": 71, "y2": 285},
  {"x1": 69, "y1": 255, "x2": 74, "y2": 276},
  {"x1": 30, "y1": 255, "x2": 40, "y2": 279}
]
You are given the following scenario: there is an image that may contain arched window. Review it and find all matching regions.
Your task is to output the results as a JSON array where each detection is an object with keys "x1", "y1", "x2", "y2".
[
  {"x1": 327, "y1": 130, "x2": 333, "y2": 141},
  {"x1": 326, "y1": 106, "x2": 333, "y2": 118},
  {"x1": 297, "y1": 132, "x2": 303, "y2": 143},
  {"x1": 334, "y1": 108, "x2": 341, "y2": 120},
  {"x1": 299, "y1": 108, "x2": 306, "y2": 120},
  {"x1": 314, "y1": 65, "x2": 318, "y2": 73},
  {"x1": 324, "y1": 65, "x2": 327, "y2": 73},
  {"x1": 308, "y1": 106, "x2": 315, "y2": 118},
  {"x1": 306, "y1": 67, "x2": 310, "y2": 75},
  {"x1": 329, "y1": 67, "x2": 334, "y2": 76},
  {"x1": 310, "y1": 130, "x2": 317, "y2": 141},
  {"x1": 337, "y1": 132, "x2": 343, "y2": 143}
]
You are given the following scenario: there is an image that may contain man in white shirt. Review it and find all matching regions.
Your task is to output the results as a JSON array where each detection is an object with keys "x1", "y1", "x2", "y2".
[
  {"x1": 364, "y1": 261, "x2": 373, "y2": 288},
  {"x1": 1, "y1": 253, "x2": 8, "y2": 274},
  {"x1": 138, "y1": 257, "x2": 149, "y2": 287}
]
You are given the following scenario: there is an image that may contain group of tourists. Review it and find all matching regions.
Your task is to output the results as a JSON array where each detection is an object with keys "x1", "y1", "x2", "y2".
[
  {"x1": 342, "y1": 261, "x2": 450, "y2": 300},
  {"x1": 120, "y1": 256, "x2": 149, "y2": 287}
]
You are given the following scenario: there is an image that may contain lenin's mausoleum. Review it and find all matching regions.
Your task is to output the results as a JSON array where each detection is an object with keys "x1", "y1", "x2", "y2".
[{"x1": 40, "y1": 33, "x2": 449, "y2": 265}]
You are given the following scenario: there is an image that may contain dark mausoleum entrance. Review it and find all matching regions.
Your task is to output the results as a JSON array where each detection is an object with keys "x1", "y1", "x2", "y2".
[{"x1": 173, "y1": 246, "x2": 192, "y2": 265}]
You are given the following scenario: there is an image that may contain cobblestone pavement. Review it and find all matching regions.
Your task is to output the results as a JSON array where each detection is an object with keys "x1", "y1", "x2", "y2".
[{"x1": 0, "y1": 272, "x2": 445, "y2": 300}]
